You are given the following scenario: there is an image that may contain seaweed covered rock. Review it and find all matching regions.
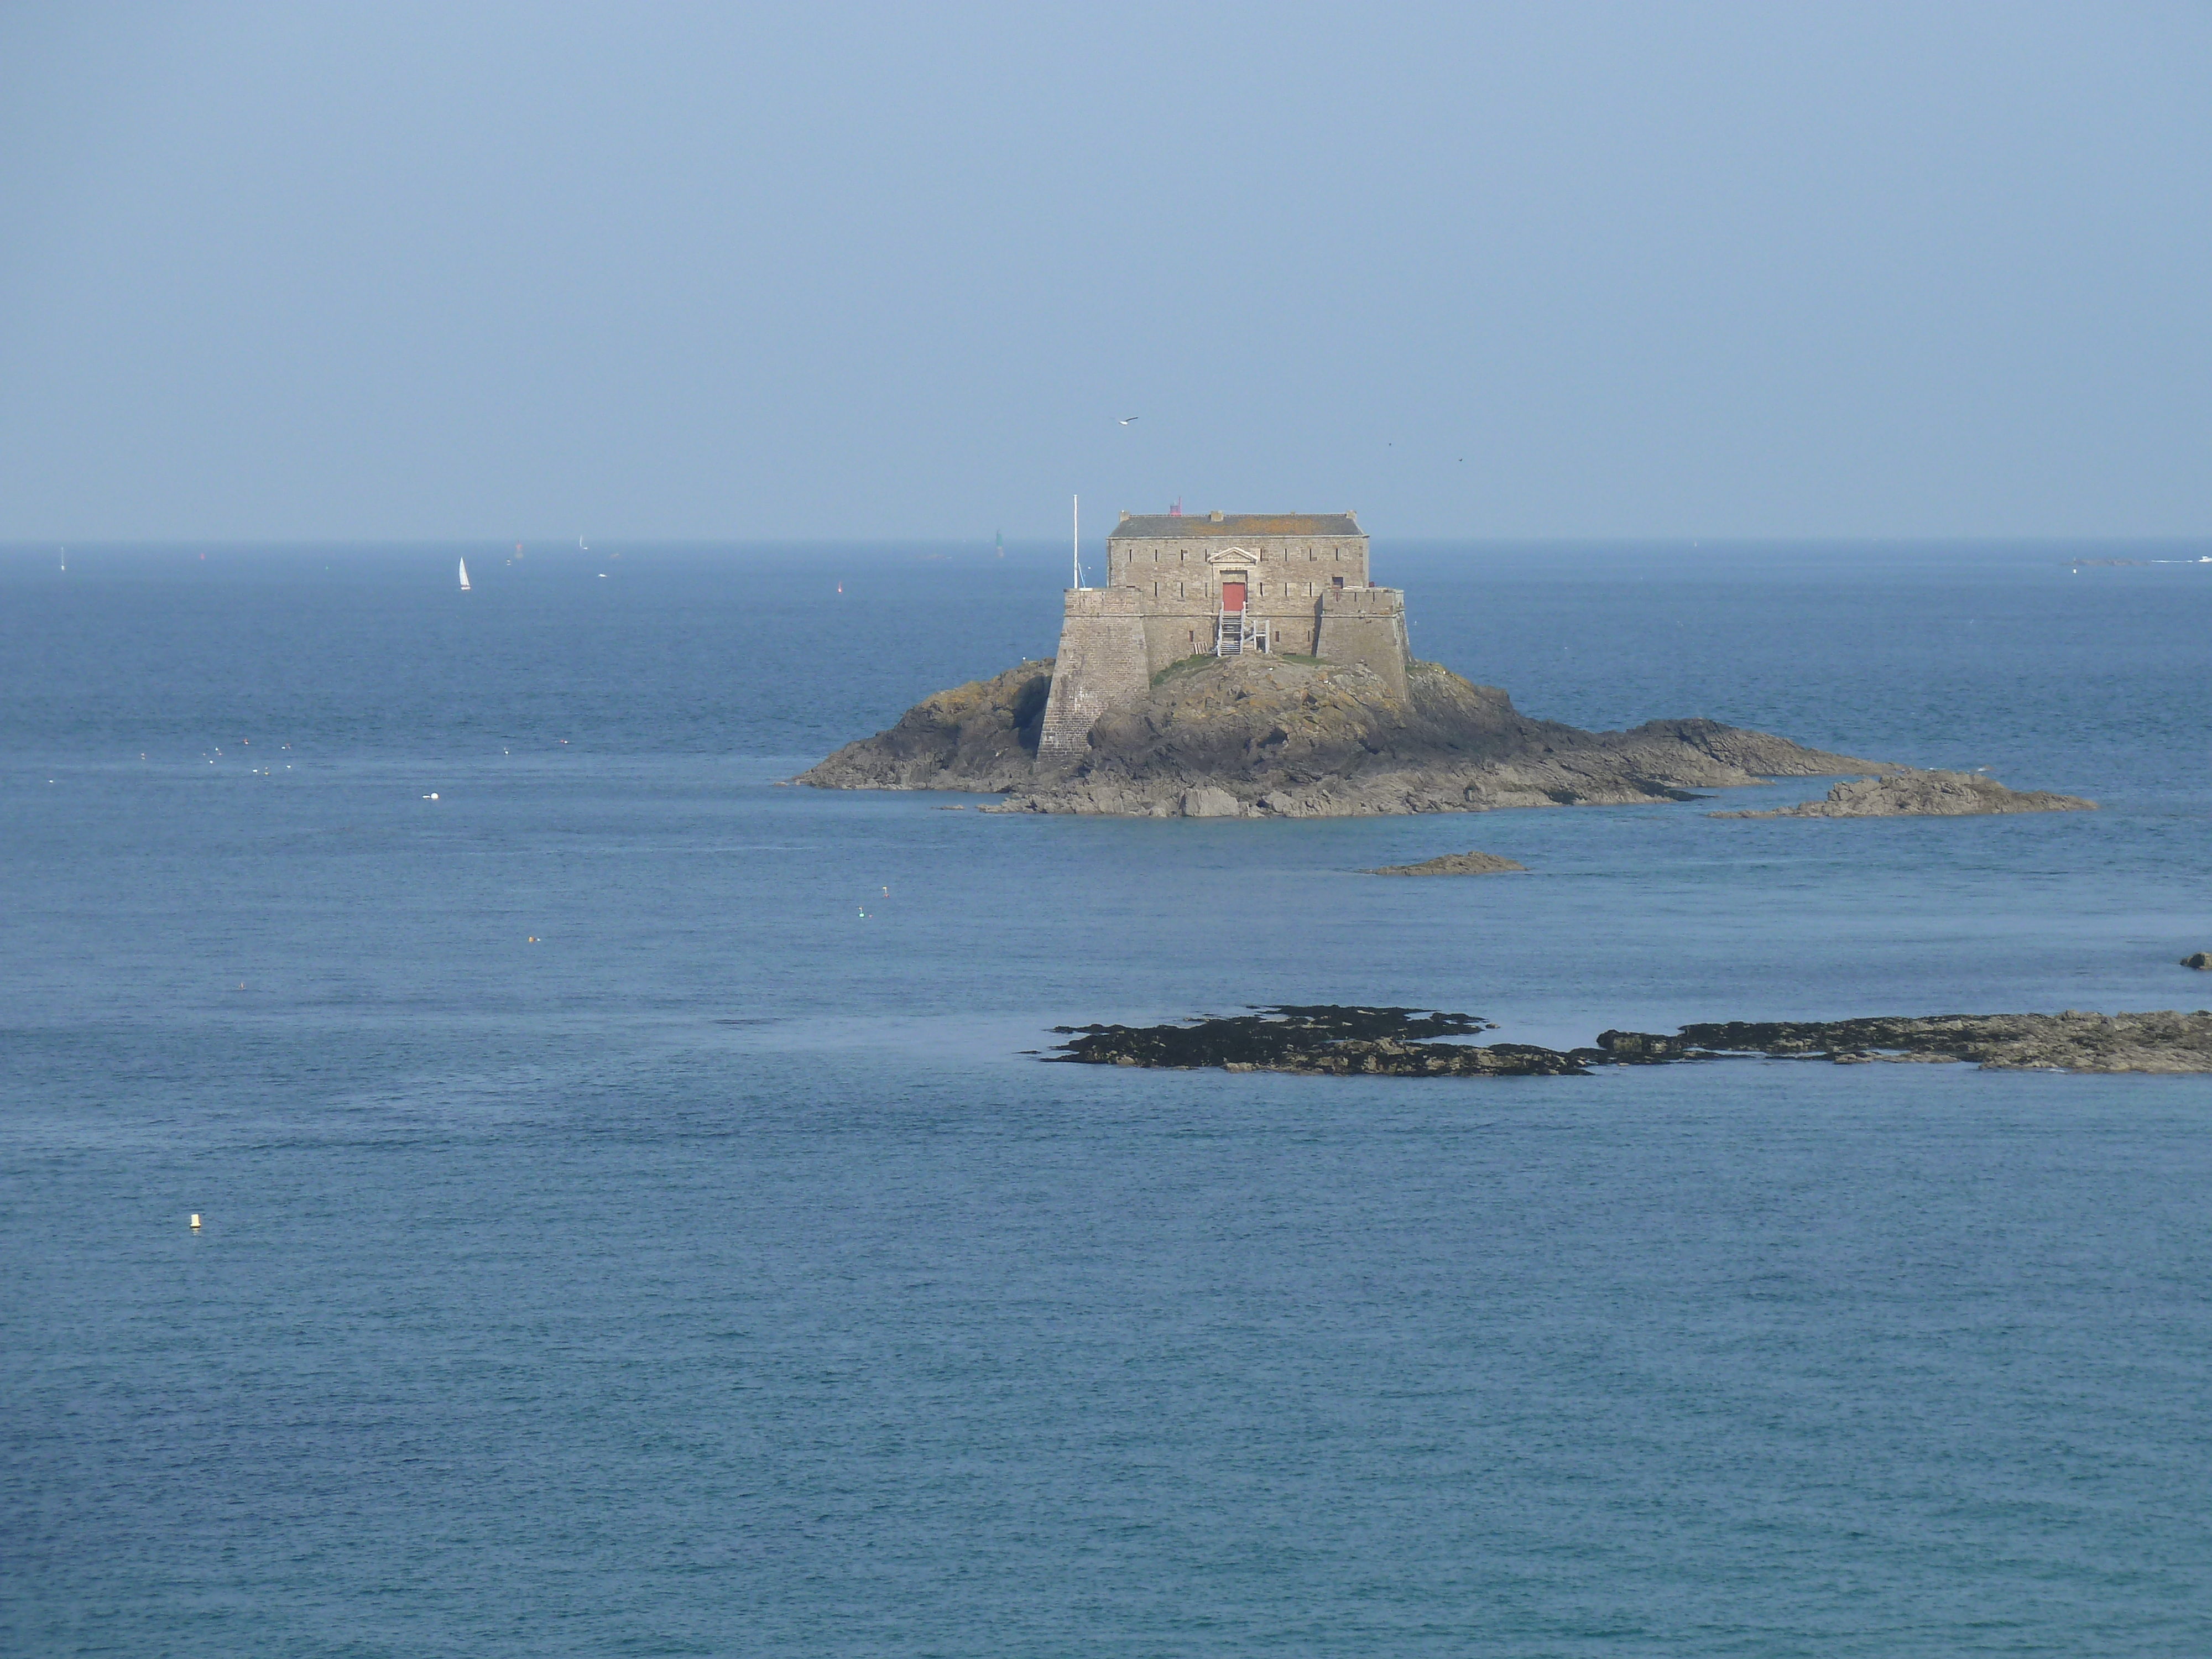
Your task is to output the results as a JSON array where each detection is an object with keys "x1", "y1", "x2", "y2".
[
  {"x1": 1598, "y1": 1011, "x2": 2212, "y2": 1073},
  {"x1": 1044, "y1": 1006, "x2": 2212, "y2": 1078},
  {"x1": 1048, "y1": 1005, "x2": 1595, "y2": 1076}
]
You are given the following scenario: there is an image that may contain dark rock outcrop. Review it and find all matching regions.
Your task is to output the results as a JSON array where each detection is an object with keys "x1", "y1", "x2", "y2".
[
  {"x1": 1598, "y1": 1011, "x2": 2212, "y2": 1073},
  {"x1": 1047, "y1": 1006, "x2": 1597, "y2": 1076},
  {"x1": 1711, "y1": 769, "x2": 2095, "y2": 819},
  {"x1": 1365, "y1": 851, "x2": 1528, "y2": 875},
  {"x1": 800, "y1": 655, "x2": 1886, "y2": 818},
  {"x1": 2183, "y1": 953, "x2": 2211, "y2": 971},
  {"x1": 797, "y1": 660, "x2": 1055, "y2": 794},
  {"x1": 1043, "y1": 1006, "x2": 2212, "y2": 1077}
]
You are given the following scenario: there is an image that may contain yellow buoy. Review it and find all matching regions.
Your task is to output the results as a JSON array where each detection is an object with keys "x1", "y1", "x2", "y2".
[{"x1": 190, "y1": 1214, "x2": 201, "y2": 1230}]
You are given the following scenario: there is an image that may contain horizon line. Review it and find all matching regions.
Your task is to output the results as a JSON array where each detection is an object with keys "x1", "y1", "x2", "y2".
[{"x1": 4, "y1": 533, "x2": 2209, "y2": 551}]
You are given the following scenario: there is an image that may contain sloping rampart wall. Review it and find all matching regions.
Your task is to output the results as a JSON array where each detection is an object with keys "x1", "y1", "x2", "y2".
[{"x1": 1039, "y1": 592, "x2": 1150, "y2": 755}]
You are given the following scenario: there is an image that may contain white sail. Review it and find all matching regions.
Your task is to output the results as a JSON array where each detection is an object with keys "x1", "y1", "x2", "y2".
[{"x1": 458, "y1": 558, "x2": 471, "y2": 591}]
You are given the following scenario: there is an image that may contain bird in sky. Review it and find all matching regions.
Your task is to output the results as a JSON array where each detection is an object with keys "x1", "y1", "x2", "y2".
[{"x1": 1119, "y1": 415, "x2": 1140, "y2": 425}]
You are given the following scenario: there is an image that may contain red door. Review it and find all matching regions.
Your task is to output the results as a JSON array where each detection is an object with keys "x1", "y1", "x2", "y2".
[{"x1": 1222, "y1": 581, "x2": 1246, "y2": 612}]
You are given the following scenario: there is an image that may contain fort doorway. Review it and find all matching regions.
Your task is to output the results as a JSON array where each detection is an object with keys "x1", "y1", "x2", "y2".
[{"x1": 1222, "y1": 578, "x2": 1247, "y2": 611}]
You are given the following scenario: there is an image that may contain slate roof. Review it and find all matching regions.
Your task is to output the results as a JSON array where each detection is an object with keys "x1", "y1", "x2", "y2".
[{"x1": 1109, "y1": 513, "x2": 1361, "y2": 539}]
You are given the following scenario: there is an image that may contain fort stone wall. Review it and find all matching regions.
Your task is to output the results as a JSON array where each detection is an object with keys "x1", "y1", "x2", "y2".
[
  {"x1": 1041, "y1": 510, "x2": 1415, "y2": 750},
  {"x1": 1313, "y1": 587, "x2": 1411, "y2": 699},
  {"x1": 1037, "y1": 591, "x2": 1150, "y2": 756},
  {"x1": 1107, "y1": 534, "x2": 1370, "y2": 591}
]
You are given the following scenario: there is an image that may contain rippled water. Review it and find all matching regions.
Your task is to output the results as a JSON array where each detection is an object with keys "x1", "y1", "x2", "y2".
[{"x1": 4, "y1": 540, "x2": 2210, "y2": 1655}]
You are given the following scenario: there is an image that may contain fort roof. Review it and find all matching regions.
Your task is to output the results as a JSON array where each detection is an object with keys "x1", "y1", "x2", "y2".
[{"x1": 1110, "y1": 513, "x2": 1361, "y2": 539}]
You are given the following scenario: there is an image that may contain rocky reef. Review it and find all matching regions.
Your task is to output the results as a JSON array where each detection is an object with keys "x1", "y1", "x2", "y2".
[
  {"x1": 2182, "y1": 952, "x2": 2210, "y2": 971},
  {"x1": 1047, "y1": 1006, "x2": 1597, "y2": 1076},
  {"x1": 1046, "y1": 1006, "x2": 2212, "y2": 1076},
  {"x1": 799, "y1": 655, "x2": 1886, "y2": 818},
  {"x1": 1598, "y1": 1011, "x2": 2212, "y2": 1073},
  {"x1": 1364, "y1": 851, "x2": 1528, "y2": 875},
  {"x1": 1712, "y1": 769, "x2": 2095, "y2": 818}
]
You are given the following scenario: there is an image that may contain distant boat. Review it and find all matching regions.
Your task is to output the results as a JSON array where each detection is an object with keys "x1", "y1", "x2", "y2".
[{"x1": 458, "y1": 559, "x2": 472, "y2": 591}]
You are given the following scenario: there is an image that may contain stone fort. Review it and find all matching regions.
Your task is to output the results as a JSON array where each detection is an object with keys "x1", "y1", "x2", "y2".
[{"x1": 1037, "y1": 510, "x2": 1410, "y2": 755}]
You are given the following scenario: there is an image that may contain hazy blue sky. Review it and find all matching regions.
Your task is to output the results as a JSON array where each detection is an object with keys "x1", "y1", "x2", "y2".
[{"x1": 4, "y1": 2, "x2": 2209, "y2": 542}]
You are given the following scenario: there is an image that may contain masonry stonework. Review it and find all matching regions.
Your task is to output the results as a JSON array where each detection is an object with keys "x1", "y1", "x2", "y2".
[
  {"x1": 1036, "y1": 594, "x2": 1150, "y2": 755},
  {"x1": 1039, "y1": 511, "x2": 1411, "y2": 755}
]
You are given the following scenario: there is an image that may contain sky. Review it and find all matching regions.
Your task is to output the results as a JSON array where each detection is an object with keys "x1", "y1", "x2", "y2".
[{"x1": 3, "y1": 1, "x2": 2209, "y2": 544}]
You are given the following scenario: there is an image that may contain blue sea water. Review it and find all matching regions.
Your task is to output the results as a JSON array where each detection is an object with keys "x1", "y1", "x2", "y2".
[{"x1": 3, "y1": 539, "x2": 2210, "y2": 1656}]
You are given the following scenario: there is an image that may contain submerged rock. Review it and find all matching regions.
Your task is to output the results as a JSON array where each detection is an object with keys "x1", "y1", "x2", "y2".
[
  {"x1": 1710, "y1": 769, "x2": 2095, "y2": 819},
  {"x1": 800, "y1": 654, "x2": 1885, "y2": 818},
  {"x1": 1365, "y1": 851, "x2": 1528, "y2": 875}
]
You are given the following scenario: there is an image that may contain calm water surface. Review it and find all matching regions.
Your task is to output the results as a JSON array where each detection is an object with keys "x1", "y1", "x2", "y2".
[{"x1": 4, "y1": 540, "x2": 2210, "y2": 1655}]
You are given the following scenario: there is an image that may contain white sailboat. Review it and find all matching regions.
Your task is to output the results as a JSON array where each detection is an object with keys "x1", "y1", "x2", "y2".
[{"x1": 458, "y1": 558, "x2": 472, "y2": 591}]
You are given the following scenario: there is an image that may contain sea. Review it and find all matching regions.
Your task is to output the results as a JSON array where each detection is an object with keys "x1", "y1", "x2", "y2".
[{"x1": 4, "y1": 539, "x2": 2210, "y2": 1656}]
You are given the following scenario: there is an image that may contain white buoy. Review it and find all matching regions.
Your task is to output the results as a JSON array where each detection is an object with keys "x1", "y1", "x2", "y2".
[{"x1": 190, "y1": 1214, "x2": 201, "y2": 1230}]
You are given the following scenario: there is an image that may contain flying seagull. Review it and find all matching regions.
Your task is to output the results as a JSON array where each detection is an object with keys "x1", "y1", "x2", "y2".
[{"x1": 1119, "y1": 415, "x2": 1140, "y2": 425}]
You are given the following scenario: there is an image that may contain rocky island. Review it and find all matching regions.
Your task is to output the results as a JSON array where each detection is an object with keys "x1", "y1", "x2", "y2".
[
  {"x1": 800, "y1": 510, "x2": 2092, "y2": 819},
  {"x1": 1048, "y1": 1006, "x2": 2212, "y2": 1076},
  {"x1": 799, "y1": 655, "x2": 1886, "y2": 817}
]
